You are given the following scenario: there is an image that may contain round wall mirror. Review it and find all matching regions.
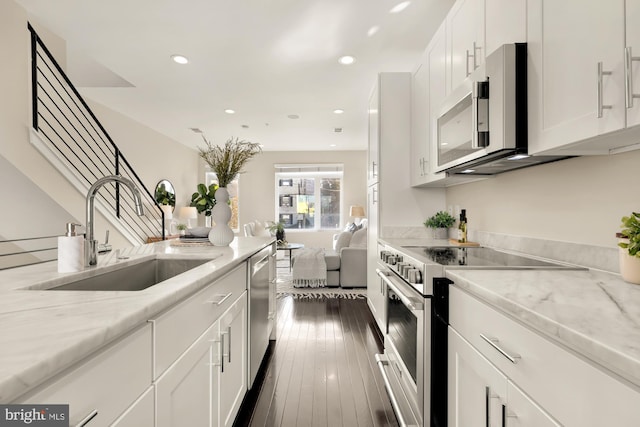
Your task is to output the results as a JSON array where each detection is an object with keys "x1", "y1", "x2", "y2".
[{"x1": 154, "y1": 179, "x2": 176, "y2": 211}]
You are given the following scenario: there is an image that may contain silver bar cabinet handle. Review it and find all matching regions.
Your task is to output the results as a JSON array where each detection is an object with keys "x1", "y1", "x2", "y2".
[
  {"x1": 473, "y1": 41, "x2": 480, "y2": 70},
  {"x1": 597, "y1": 62, "x2": 613, "y2": 118},
  {"x1": 220, "y1": 331, "x2": 226, "y2": 373},
  {"x1": 75, "y1": 410, "x2": 98, "y2": 427},
  {"x1": 226, "y1": 326, "x2": 232, "y2": 363},
  {"x1": 480, "y1": 334, "x2": 521, "y2": 364},
  {"x1": 466, "y1": 49, "x2": 473, "y2": 77},
  {"x1": 625, "y1": 47, "x2": 640, "y2": 108},
  {"x1": 207, "y1": 292, "x2": 232, "y2": 306}
]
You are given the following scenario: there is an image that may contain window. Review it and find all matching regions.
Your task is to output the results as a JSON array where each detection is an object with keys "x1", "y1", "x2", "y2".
[
  {"x1": 205, "y1": 171, "x2": 239, "y2": 232},
  {"x1": 275, "y1": 164, "x2": 343, "y2": 231}
]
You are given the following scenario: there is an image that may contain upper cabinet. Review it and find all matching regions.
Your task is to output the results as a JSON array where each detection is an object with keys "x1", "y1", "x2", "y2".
[
  {"x1": 410, "y1": 59, "x2": 429, "y2": 186},
  {"x1": 485, "y1": 0, "x2": 526, "y2": 55},
  {"x1": 367, "y1": 85, "x2": 380, "y2": 187},
  {"x1": 447, "y1": 0, "x2": 485, "y2": 92},
  {"x1": 527, "y1": 0, "x2": 640, "y2": 155}
]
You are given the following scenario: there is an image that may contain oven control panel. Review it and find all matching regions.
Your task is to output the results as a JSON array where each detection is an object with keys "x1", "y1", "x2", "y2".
[{"x1": 380, "y1": 250, "x2": 423, "y2": 284}]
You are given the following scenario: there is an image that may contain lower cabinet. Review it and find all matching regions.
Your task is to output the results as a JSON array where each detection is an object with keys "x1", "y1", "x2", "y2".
[
  {"x1": 111, "y1": 386, "x2": 155, "y2": 427},
  {"x1": 448, "y1": 327, "x2": 558, "y2": 427},
  {"x1": 156, "y1": 291, "x2": 247, "y2": 427},
  {"x1": 449, "y1": 286, "x2": 640, "y2": 427}
]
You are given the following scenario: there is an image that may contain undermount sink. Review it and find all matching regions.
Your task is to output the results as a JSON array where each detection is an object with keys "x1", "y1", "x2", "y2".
[{"x1": 47, "y1": 258, "x2": 210, "y2": 291}]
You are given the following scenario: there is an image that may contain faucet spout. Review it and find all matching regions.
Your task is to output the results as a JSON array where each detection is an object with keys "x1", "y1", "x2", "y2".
[{"x1": 86, "y1": 175, "x2": 145, "y2": 266}]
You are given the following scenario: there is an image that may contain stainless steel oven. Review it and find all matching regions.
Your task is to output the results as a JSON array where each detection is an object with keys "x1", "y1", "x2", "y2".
[{"x1": 375, "y1": 244, "x2": 583, "y2": 427}]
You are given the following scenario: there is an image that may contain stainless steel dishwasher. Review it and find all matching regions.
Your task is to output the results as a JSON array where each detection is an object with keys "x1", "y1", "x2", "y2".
[{"x1": 248, "y1": 244, "x2": 273, "y2": 388}]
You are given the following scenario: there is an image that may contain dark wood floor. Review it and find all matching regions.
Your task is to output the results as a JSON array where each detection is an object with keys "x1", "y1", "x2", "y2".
[{"x1": 235, "y1": 295, "x2": 399, "y2": 427}]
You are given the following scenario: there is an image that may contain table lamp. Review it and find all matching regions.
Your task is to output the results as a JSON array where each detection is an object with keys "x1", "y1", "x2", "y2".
[
  {"x1": 178, "y1": 206, "x2": 198, "y2": 228},
  {"x1": 349, "y1": 205, "x2": 366, "y2": 225}
]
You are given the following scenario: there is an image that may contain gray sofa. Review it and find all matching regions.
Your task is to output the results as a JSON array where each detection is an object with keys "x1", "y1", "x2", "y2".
[{"x1": 319, "y1": 226, "x2": 367, "y2": 288}]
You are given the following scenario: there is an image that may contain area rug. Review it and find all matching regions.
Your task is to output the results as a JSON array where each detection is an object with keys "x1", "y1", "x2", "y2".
[{"x1": 276, "y1": 271, "x2": 366, "y2": 300}]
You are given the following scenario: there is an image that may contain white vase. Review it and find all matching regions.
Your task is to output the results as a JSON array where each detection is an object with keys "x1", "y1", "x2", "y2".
[
  {"x1": 208, "y1": 187, "x2": 234, "y2": 246},
  {"x1": 619, "y1": 238, "x2": 640, "y2": 285}
]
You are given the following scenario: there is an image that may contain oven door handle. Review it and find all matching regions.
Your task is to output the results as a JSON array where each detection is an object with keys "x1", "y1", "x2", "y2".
[{"x1": 377, "y1": 269, "x2": 423, "y2": 311}]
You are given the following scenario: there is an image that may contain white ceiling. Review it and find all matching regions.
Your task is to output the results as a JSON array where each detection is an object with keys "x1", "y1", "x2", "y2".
[{"x1": 16, "y1": 0, "x2": 453, "y2": 152}]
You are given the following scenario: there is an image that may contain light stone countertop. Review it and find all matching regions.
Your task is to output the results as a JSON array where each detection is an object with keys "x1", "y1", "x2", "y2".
[
  {"x1": 379, "y1": 237, "x2": 640, "y2": 389},
  {"x1": 0, "y1": 236, "x2": 274, "y2": 402}
]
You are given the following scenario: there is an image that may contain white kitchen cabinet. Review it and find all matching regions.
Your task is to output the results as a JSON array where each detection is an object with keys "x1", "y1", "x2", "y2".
[
  {"x1": 526, "y1": 0, "x2": 640, "y2": 155},
  {"x1": 366, "y1": 185, "x2": 384, "y2": 333},
  {"x1": 367, "y1": 84, "x2": 380, "y2": 187},
  {"x1": 366, "y1": 73, "x2": 411, "y2": 334},
  {"x1": 410, "y1": 60, "x2": 429, "y2": 187},
  {"x1": 449, "y1": 327, "x2": 559, "y2": 427},
  {"x1": 625, "y1": 0, "x2": 640, "y2": 128},
  {"x1": 111, "y1": 387, "x2": 155, "y2": 427},
  {"x1": 156, "y1": 320, "x2": 218, "y2": 427},
  {"x1": 217, "y1": 293, "x2": 247, "y2": 427},
  {"x1": 484, "y1": 0, "x2": 526, "y2": 57},
  {"x1": 156, "y1": 292, "x2": 247, "y2": 427},
  {"x1": 449, "y1": 285, "x2": 640, "y2": 426},
  {"x1": 447, "y1": 0, "x2": 485, "y2": 92},
  {"x1": 16, "y1": 324, "x2": 152, "y2": 427}
]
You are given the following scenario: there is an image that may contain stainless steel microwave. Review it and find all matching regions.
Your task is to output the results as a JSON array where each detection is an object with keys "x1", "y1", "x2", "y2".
[{"x1": 435, "y1": 43, "x2": 528, "y2": 174}]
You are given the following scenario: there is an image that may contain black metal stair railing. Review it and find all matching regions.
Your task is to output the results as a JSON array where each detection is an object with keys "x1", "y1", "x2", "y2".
[{"x1": 27, "y1": 23, "x2": 164, "y2": 244}]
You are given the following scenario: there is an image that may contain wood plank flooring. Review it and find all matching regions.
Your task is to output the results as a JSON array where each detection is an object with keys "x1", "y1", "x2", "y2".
[{"x1": 235, "y1": 295, "x2": 399, "y2": 427}]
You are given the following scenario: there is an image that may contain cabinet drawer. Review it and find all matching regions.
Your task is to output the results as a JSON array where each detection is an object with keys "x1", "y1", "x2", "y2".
[
  {"x1": 450, "y1": 286, "x2": 640, "y2": 426},
  {"x1": 17, "y1": 324, "x2": 152, "y2": 427},
  {"x1": 151, "y1": 262, "x2": 247, "y2": 378}
]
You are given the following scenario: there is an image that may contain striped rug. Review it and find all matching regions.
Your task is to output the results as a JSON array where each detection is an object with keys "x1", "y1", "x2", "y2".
[{"x1": 276, "y1": 271, "x2": 366, "y2": 300}]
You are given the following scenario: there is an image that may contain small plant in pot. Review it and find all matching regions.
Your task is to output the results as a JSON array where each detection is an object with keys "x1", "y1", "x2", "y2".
[
  {"x1": 617, "y1": 212, "x2": 640, "y2": 285},
  {"x1": 424, "y1": 211, "x2": 456, "y2": 239},
  {"x1": 267, "y1": 221, "x2": 287, "y2": 245}
]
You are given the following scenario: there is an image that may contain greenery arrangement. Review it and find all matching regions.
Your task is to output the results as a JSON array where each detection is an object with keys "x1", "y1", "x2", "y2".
[
  {"x1": 190, "y1": 183, "x2": 218, "y2": 217},
  {"x1": 424, "y1": 211, "x2": 456, "y2": 229},
  {"x1": 197, "y1": 136, "x2": 262, "y2": 187},
  {"x1": 618, "y1": 212, "x2": 640, "y2": 257},
  {"x1": 155, "y1": 183, "x2": 175, "y2": 206},
  {"x1": 267, "y1": 221, "x2": 286, "y2": 244}
]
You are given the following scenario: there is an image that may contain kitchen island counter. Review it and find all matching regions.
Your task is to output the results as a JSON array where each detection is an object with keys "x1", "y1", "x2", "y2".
[{"x1": 0, "y1": 236, "x2": 274, "y2": 402}]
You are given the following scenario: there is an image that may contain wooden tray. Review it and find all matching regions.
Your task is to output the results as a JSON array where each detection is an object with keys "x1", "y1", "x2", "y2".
[{"x1": 449, "y1": 239, "x2": 480, "y2": 247}]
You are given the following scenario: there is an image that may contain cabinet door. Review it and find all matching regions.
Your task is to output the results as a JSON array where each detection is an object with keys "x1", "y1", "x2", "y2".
[
  {"x1": 527, "y1": 0, "x2": 625, "y2": 155},
  {"x1": 485, "y1": 0, "x2": 526, "y2": 55},
  {"x1": 111, "y1": 387, "x2": 154, "y2": 427},
  {"x1": 410, "y1": 60, "x2": 429, "y2": 187},
  {"x1": 367, "y1": 84, "x2": 380, "y2": 186},
  {"x1": 427, "y1": 22, "x2": 448, "y2": 182},
  {"x1": 448, "y1": 327, "x2": 507, "y2": 427},
  {"x1": 448, "y1": 0, "x2": 485, "y2": 91},
  {"x1": 217, "y1": 294, "x2": 247, "y2": 427},
  {"x1": 626, "y1": 0, "x2": 640, "y2": 127},
  {"x1": 366, "y1": 184, "x2": 384, "y2": 334},
  {"x1": 156, "y1": 323, "x2": 215, "y2": 427},
  {"x1": 506, "y1": 382, "x2": 560, "y2": 427}
]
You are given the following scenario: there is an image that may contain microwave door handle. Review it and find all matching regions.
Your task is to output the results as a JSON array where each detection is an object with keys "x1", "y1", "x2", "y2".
[
  {"x1": 471, "y1": 84, "x2": 479, "y2": 149},
  {"x1": 472, "y1": 81, "x2": 490, "y2": 149}
]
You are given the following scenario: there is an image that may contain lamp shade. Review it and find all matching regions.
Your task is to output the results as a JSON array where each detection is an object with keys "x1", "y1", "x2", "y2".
[
  {"x1": 349, "y1": 205, "x2": 365, "y2": 218},
  {"x1": 160, "y1": 204, "x2": 173, "y2": 220},
  {"x1": 178, "y1": 206, "x2": 198, "y2": 220}
]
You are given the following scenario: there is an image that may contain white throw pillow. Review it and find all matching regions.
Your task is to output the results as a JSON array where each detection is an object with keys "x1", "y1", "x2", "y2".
[
  {"x1": 349, "y1": 227, "x2": 367, "y2": 248},
  {"x1": 253, "y1": 221, "x2": 271, "y2": 237},
  {"x1": 334, "y1": 231, "x2": 353, "y2": 252}
]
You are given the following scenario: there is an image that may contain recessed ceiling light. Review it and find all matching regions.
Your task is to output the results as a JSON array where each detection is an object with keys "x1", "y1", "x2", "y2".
[
  {"x1": 390, "y1": 1, "x2": 411, "y2": 13},
  {"x1": 338, "y1": 55, "x2": 356, "y2": 65},
  {"x1": 333, "y1": 109, "x2": 344, "y2": 114},
  {"x1": 330, "y1": 144, "x2": 337, "y2": 147},
  {"x1": 241, "y1": 124, "x2": 249, "y2": 129},
  {"x1": 171, "y1": 54, "x2": 189, "y2": 64},
  {"x1": 334, "y1": 128, "x2": 343, "y2": 133},
  {"x1": 367, "y1": 26, "x2": 380, "y2": 37},
  {"x1": 224, "y1": 109, "x2": 235, "y2": 114},
  {"x1": 460, "y1": 169, "x2": 476, "y2": 174},
  {"x1": 287, "y1": 114, "x2": 300, "y2": 119}
]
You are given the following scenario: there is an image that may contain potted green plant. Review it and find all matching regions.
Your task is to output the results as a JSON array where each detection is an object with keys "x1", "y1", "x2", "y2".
[
  {"x1": 190, "y1": 183, "x2": 218, "y2": 225},
  {"x1": 424, "y1": 211, "x2": 456, "y2": 239},
  {"x1": 617, "y1": 212, "x2": 640, "y2": 284},
  {"x1": 176, "y1": 223, "x2": 187, "y2": 236},
  {"x1": 267, "y1": 221, "x2": 287, "y2": 245}
]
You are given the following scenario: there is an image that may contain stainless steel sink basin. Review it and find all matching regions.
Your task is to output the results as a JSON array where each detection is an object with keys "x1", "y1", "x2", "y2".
[{"x1": 48, "y1": 258, "x2": 210, "y2": 291}]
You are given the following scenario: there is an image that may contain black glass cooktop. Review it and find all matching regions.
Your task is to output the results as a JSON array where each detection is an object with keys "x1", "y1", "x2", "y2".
[{"x1": 404, "y1": 246, "x2": 565, "y2": 268}]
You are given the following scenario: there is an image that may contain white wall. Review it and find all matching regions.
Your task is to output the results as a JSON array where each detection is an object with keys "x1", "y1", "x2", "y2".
[
  {"x1": 445, "y1": 150, "x2": 640, "y2": 248},
  {"x1": 0, "y1": 0, "x2": 199, "y2": 249},
  {"x1": 236, "y1": 150, "x2": 367, "y2": 249}
]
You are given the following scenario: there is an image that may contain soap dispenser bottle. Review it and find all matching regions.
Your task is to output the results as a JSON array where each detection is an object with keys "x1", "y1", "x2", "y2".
[
  {"x1": 58, "y1": 222, "x2": 84, "y2": 273},
  {"x1": 457, "y1": 209, "x2": 467, "y2": 243}
]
